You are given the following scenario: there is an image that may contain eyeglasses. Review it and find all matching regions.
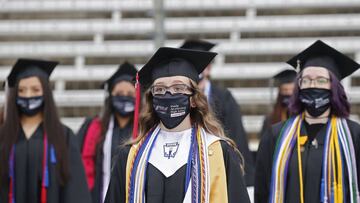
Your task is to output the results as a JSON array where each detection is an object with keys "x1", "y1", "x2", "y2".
[
  {"x1": 298, "y1": 76, "x2": 330, "y2": 88},
  {"x1": 150, "y1": 84, "x2": 193, "y2": 96}
]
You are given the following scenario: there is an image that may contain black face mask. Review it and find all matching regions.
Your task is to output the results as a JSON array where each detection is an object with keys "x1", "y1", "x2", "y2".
[
  {"x1": 299, "y1": 88, "x2": 331, "y2": 117},
  {"x1": 280, "y1": 95, "x2": 291, "y2": 107},
  {"x1": 16, "y1": 96, "x2": 44, "y2": 116},
  {"x1": 152, "y1": 92, "x2": 191, "y2": 129},
  {"x1": 111, "y1": 96, "x2": 135, "y2": 117}
]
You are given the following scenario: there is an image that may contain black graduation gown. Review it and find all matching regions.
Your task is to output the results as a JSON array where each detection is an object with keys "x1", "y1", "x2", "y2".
[
  {"x1": 255, "y1": 118, "x2": 360, "y2": 203},
  {"x1": 104, "y1": 140, "x2": 250, "y2": 203},
  {"x1": 209, "y1": 84, "x2": 255, "y2": 186},
  {"x1": 0, "y1": 124, "x2": 91, "y2": 203},
  {"x1": 259, "y1": 115, "x2": 270, "y2": 139},
  {"x1": 77, "y1": 117, "x2": 133, "y2": 203}
]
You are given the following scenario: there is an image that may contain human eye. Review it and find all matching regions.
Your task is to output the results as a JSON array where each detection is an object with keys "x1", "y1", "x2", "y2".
[
  {"x1": 316, "y1": 77, "x2": 329, "y2": 85},
  {"x1": 171, "y1": 84, "x2": 188, "y2": 93},
  {"x1": 151, "y1": 85, "x2": 166, "y2": 95},
  {"x1": 300, "y1": 78, "x2": 311, "y2": 86}
]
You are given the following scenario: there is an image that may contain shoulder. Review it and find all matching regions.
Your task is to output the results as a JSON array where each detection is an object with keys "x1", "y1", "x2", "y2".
[
  {"x1": 218, "y1": 140, "x2": 242, "y2": 165},
  {"x1": 211, "y1": 84, "x2": 232, "y2": 98},
  {"x1": 269, "y1": 120, "x2": 289, "y2": 138},
  {"x1": 258, "y1": 120, "x2": 288, "y2": 151},
  {"x1": 62, "y1": 124, "x2": 75, "y2": 135},
  {"x1": 60, "y1": 124, "x2": 79, "y2": 146},
  {"x1": 79, "y1": 116, "x2": 100, "y2": 130},
  {"x1": 345, "y1": 118, "x2": 360, "y2": 131},
  {"x1": 344, "y1": 118, "x2": 360, "y2": 143}
]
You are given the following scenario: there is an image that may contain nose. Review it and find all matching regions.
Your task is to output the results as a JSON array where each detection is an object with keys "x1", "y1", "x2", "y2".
[
  {"x1": 309, "y1": 80, "x2": 316, "y2": 88},
  {"x1": 21, "y1": 89, "x2": 34, "y2": 98}
]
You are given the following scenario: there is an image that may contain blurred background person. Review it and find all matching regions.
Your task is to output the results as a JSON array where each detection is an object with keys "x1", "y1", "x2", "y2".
[
  {"x1": 259, "y1": 69, "x2": 296, "y2": 138},
  {"x1": 77, "y1": 62, "x2": 137, "y2": 203},
  {"x1": 180, "y1": 39, "x2": 255, "y2": 186},
  {"x1": 0, "y1": 58, "x2": 90, "y2": 203}
]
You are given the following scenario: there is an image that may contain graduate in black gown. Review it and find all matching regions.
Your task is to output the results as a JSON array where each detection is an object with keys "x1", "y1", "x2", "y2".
[
  {"x1": 180, "y1": 39, "x2": 255, "y2": 186},
  {"x1": 259, "y1": 69, "x2": 296, "y2": 138},
  {"x1": 0, "y1": 58, "x2": 91, "y2": 203},
  {"x1": 105, "y1": 47, "x2": 250, "y2": 203},
  {"x1": 77, "y1": 62, "x2": 137, "y2": 203},
  {"x1": 255, "y1": 40, "x2": 360, "y2": 203}
]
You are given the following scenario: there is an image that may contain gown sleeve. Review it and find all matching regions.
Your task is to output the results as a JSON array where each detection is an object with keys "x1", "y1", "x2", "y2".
[
  {"x1": 254, "y1": 123, "x2": 281, "y2": 203},
  {"x1": 104, "y1": 145, "x2": 130, "y2": 203},
  {"x1": 259, "y1": 116, "x2": 270, "y2": 138},
  {"x1": 63, "y1": 126, "x2": 92, "y2": 203},
  {"x1": 220, "y1": 141, "x2": 251, "y2": 203},
  {"x1": 347, "y1": 119, "x2": 360, "y2": 186}
]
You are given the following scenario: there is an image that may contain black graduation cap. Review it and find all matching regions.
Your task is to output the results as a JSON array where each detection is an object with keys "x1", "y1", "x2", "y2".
[
  {"x1": 273, "y1": 69, "x2": 297, "y2": 85},
  {"x1": 138, "y1": 47, "x2": 217, "y2": 88},
  {"x1": 7, "y1": 58, "x2": 58, "y2": 88},
  {"x1": 180, "y1": 39, "x2": 216, "y2": 51},
  {"x1": 287, "y1": 40, "x2": 360, "y2": 80},
  {"x1": 102, "y1": 61, "x2": 137, "y2": 91}
]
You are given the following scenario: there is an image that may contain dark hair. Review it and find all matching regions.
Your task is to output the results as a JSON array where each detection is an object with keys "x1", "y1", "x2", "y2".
[
  {"x1": 288, "y1": 70, "x2": 350, "y2": 118},
  {"x1": 0, "y1": 76, "x2": 70, "y2": 187},
  {"x1": 0, "y1": 106, "x2": 4, "y2": 125}
]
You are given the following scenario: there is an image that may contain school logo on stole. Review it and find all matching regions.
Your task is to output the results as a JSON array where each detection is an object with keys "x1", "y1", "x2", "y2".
[{"x1": 163, "y1": 142, "x2": 179, "y2": 159}]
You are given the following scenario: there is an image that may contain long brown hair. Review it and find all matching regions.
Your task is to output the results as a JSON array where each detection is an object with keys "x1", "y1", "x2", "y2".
[
  {"x1": 0, "y1": 77, "x2": 70, "y2": 187},
  {"x1": 134, "y1": 79, "x2": 244, "y2": 172}
]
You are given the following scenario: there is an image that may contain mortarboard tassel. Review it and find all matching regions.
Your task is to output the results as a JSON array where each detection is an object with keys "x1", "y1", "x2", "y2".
[
  {"x1": 296, "y1": 59, "x2": 301, "y2": 73},
  {"x1": 132, "y1": 72, "x2": 140, "y2": 139},
  {"x1": 41, "y1": 133, "x2": 49, "y2": 203},
  {"x1": 8, "y1": 146, "x2": 15, "y2": 203}
]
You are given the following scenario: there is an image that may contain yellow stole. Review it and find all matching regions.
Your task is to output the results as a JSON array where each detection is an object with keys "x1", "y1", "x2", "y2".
[{"x1": 125, "y1": 140, "x2": 228, "y2": 203}]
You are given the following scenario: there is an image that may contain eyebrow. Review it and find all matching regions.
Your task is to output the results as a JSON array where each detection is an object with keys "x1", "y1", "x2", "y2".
[
  {"x1": 301, "y1": 74, "x2": 329, "y2": 78},
  {"x1": 171, "y1": 80, "x2": 188, "y2": 84},
  {"x1": 154, "y1": 81, "x2": 165, "y2": 85}
]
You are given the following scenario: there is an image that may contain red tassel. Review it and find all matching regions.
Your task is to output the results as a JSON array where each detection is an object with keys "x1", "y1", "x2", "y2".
[
  {"x1": 132, "y1": 72, "x2": 140, "y2": 139},
  {"x1": 41, "y1": 187, "x2": 47, "y2": 203},
  {"x1": 41, "y1": 133, "x2": 47, "y2": 203},
  {"x1": 8, "y1": 179, "x2": 12, "y2": 203}
]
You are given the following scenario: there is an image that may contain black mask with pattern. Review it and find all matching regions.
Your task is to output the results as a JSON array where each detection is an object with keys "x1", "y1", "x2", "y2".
[
  {"x1": 299, "y1": 88, "x2": 331, "y2": 117},
  {"x1": 153, "y1": 92, "x2": 191, "y2": 129}
]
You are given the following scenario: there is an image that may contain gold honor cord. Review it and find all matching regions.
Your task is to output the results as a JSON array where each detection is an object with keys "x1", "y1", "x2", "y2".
[
  {"x1": 297, "y1": 116, "x2": 344, "y2": 203},
  {"x1": 297, "y1": 114, "x2": 305, "y2": 203}
]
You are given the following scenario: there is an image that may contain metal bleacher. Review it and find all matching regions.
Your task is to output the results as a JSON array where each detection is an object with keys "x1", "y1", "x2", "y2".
[{"x1": 1, "y1": 0, "x2": 360, "y2": 146}]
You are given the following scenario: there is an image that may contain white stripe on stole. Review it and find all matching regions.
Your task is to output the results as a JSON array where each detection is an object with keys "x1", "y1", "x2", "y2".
[{"x1": 102, "y1": 115, "x2": 114, "y2": 203}]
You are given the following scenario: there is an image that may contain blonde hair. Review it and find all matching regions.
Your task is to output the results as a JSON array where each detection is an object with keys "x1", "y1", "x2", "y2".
[{"x1": 130, "y1": 79, "x2": 244, "y2": 173}]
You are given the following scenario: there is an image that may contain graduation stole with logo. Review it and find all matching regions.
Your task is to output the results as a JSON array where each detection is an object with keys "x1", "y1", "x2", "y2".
[
  {"x1": 8, "y1": 132, "x2": 56, "y2": 203},
  {"x1": 269, "y1": 114, "x2": 360, "y2": 203},
  {"x1": 124, "y1": 125, "x2": 229, "y2": 203}
]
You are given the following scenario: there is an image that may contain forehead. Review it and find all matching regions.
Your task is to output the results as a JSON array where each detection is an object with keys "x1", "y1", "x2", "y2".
[
  {"x1": 153, "y1": 75, "x2": 191, "y2": 85},
  {"x1": 18, "y1": 76, "x2": 42, "y2": 86},
  {"x1": 280, "y1": 82, "x2": 295, "y2": 89},
  {"x1": 302, "y1": 66, "x2": 330, "y2": 77},
  {"x1": 112, "y1": 81, "x2": 135, "y2": 89}
]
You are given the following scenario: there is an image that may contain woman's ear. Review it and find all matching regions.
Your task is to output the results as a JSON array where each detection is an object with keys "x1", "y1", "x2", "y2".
[{"x1": 190, "y1": 96, "x2": 197, "y2": 108}]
